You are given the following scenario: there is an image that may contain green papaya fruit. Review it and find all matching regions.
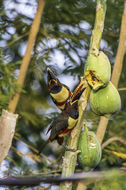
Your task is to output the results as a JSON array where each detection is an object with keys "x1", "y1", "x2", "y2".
[
  {"x1": 89, "y1": 81, "x2": 121, "y2": 116},
  {"x1": 84, "y1": 49, "x2": 111, "y2": 90},
  {"x1": 78, "y1": 130, "x2": 102, "y2": 171}
]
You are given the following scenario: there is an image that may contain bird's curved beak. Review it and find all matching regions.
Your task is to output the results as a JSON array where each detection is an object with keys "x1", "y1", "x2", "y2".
[{"x1": 47, "y1": 67, "x2": 57, "y2": 81}]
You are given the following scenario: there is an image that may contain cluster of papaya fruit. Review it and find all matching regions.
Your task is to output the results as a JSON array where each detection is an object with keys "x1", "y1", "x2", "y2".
[
  {"x1": 77, "y1": 48, "x2": 121, "y2": 171},
  {"x1": 85, "y1": 48, "x2": 121, "y2": 116}
]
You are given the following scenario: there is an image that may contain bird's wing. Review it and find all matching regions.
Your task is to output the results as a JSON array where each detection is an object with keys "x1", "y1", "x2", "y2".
[{"x1": 49, "y1": 115, "x2": 68, "y2": 141}]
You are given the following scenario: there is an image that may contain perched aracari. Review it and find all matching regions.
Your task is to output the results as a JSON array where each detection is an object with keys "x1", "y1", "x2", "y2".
[
  {"x1": 47, "y1": 67, "x2": 71, "y2": 110},
  {"x1": 38, "y1": 84, "x2": 86, "y2": 154}
]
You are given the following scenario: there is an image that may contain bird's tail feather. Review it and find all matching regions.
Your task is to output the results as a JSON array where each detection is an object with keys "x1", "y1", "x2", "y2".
[{"x1": 38, "y1": 140, "x2": 49, "y2": 155}]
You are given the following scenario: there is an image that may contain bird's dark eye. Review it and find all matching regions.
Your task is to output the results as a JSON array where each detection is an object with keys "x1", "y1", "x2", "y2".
[
  {"x1": 51, "y1": 80, "x2": 57, "y2": 85},
  {"x1": 52, "y1": 85, "x2": 62, "y2": 93}
]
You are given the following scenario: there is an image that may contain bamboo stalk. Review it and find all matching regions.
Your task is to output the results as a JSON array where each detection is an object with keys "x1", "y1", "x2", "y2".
[
  {"x1": 8, "y1": 0, "x2": 46, "y2": 113},
  {"x1": 59, "y1": 1, "x2": 107, "y2": 189},
  {"x1": 96, "y1": 0, "x2": 126, "y2": 144}
]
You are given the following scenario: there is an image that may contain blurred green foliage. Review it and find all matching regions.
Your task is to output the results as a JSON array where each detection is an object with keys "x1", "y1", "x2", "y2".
[
  {"x1": 88, "y1": 170, "x2": 126, "y2": 190},
  {"x1": 0, "y1": 0, "x2": 126, "y2": 189}
]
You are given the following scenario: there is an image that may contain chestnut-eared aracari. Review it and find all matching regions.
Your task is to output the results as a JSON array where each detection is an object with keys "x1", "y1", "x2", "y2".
[
  {"x1": 47, "y1": 67, "x2": 71, "y2": 110},
  {"x1": 38, "y1": 84, "x2": 86, "y2": 154}
]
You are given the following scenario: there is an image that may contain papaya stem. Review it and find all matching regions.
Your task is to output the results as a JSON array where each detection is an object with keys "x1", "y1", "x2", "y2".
[{"x1": 84, "y1": 122, "x2": 88, "y2": 132}]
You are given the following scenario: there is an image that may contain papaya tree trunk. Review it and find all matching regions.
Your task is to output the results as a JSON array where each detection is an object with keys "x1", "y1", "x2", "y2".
[{"x1": 59, "y1": 1, "x2": 107, "y2": 190}]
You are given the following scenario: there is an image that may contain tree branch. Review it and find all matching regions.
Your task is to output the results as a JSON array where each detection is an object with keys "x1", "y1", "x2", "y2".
[
  {"x1": 3, "y1": 32, "x2": 29, "y2": 48},
  {"x1": 59, "y1": 1, "x2": 107, "y2": 190},
  {"x1": 102, "y1": 136, "x2": 126, "y2": 149},
  {"x1": 118, "y1": 87, "x2": 126, "y2": 91},
  {"x1": 0, "y1": 172, "x2": 102, "y2": 186},
  {"x1": 96, "y1": 0, "x2": 126, "y2": 144},
  {"x1": 0, "y1": 170, "x2": 126, "y2": 187},
  {"x1": 8, "y1": 0, "x2": 46, "y2": 113}
]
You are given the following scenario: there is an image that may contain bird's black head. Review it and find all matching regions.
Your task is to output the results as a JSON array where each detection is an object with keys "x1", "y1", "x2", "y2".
[
  {"x1": 47, "y1": 67, "x2": 62, "y2": 93},
  {"x1": 49, "y1": 81, "x2": 62, "y2": 94}
]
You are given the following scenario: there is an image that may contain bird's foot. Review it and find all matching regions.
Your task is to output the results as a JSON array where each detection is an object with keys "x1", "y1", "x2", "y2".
[{"x1": 63, "y1": 145, "x2": 77, "y2": 152}]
